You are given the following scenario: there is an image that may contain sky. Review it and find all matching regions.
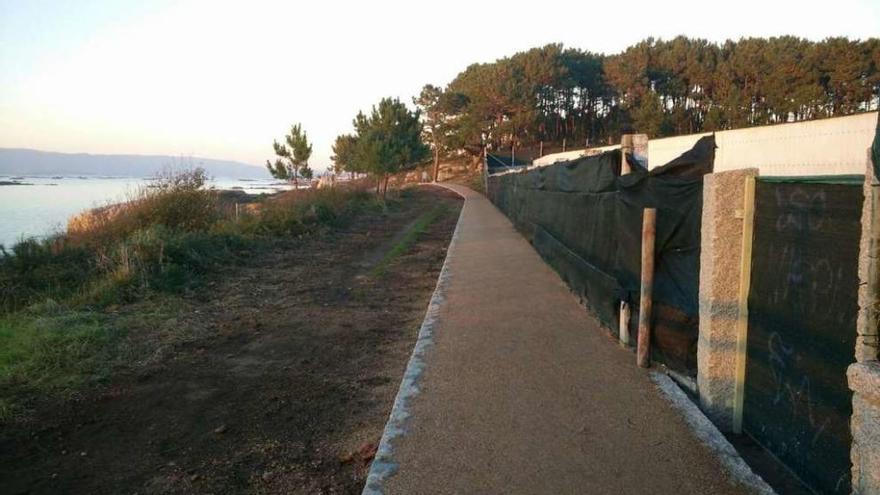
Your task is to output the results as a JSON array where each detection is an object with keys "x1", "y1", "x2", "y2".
[{"x1": 1, "y1": 0, "x2": 879, "y2": 172}]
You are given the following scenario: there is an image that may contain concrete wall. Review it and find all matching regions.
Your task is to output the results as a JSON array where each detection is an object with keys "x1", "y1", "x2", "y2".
[
  {"x1": 696, "y1": 168, "x2": 757, "y2": 430},
  {"x1": 532, "y1": 144, "x2": 617, "y2": 167},
  {"x1": 649, "y1": 133, "x2": 711, "y2": 168},
  {"x1": 713, "y1": 112, "x2": 878, "y2": 176},
  {"x1": 531, "y1": 112, "x2": 879, "y2": 176}
]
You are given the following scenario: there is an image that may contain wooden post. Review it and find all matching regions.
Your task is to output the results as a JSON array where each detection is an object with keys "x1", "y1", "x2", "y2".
[
  {"x1": 619, "y1": 133, "x2": 634, "y2": 345},
  {"x1": 637, "y1": 208, "x2": 657, "y2": 367},
  {"x1": 539, "y1": 141, "x2": 544, "y2": 158},
  {"x1": 732, "y1": 176, "x2": 756, "y2": 434},
  {"x1": 620, "y1": 134, "x2": 633, "y2": 174},
  {"x1": 619, "y1": 302, "x2": 632, "y2": 346},
  {"x1": 511, "y1": 143, "x2": 515, "y2": 166},
  {"x1": 482, "y1": 146, "x2": 489, "y2": 193},
  {"x1": 562, "y1": 138, "x2": 567, "y2": 152}
]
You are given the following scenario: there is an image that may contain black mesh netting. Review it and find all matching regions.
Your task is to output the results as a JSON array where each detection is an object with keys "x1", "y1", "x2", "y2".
[
  {"x1": 743, "y1": 179, "x2": 862, "y2": 495},
  {"x1": 487, "y1": 136, "x2": 715, "y2": 375}
]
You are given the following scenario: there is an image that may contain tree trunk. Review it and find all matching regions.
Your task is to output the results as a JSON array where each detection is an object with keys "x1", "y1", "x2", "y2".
[
  {"x1": 376, "y1": 177, "x2": 381, "y2": 195},
  {"x1": 382, "y1": 175, "x2": 389, "y2": 198},
  {"x1": 432, "y1": 149, "x2": 440, "y2": 182}
]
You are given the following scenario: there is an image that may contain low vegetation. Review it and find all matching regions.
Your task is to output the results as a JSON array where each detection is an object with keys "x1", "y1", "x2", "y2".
[
  {"x1": 0, "y1": 169, "x2": 381, "y2": 420},
  {"x1": 370, "y1": 203, "x2": 450, "y2": 278},
  {"x1": 0, "y1": 184, "x2": 463, "y2": 493}
]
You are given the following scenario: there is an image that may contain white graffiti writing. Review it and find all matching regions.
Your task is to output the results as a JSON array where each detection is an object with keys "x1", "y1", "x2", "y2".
[
  {"x1": 774, "y1": 187, "x2": 826, "y2": 232},
  {"x1": 767, "y1": 331, "x2": 831, "y2": 449}
]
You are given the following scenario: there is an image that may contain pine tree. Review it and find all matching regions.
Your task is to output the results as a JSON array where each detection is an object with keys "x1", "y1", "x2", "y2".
[
  {"x1": 352, "y1": 98, "x2": 429, "y2": 198},
  {"x1": 266, "y1": 124, "x2": 312, "y2": 187},
  {"x1": 331, "y1": 134, "x2": 359, "y2": 178}
]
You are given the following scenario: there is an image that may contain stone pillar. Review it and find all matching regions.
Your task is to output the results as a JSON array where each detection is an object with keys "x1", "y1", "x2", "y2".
[
  {"x1": 850, "y1": 362, "x2": 880, "y2": 494},
  {"x1": 855, "y1": 151, "x2": 880, "y2": 364},
  {"x1": 849, "y1": 151, "x2": 880, "y2": 495},
  {"x1": 696, "y1": 168, "x2": 758, "y2": 430}
]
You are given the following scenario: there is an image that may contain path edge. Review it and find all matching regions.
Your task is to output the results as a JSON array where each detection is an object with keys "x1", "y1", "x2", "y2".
[
  {"x1": 650, "y1": 372, "x2": 777, "y2": 495},
  {"x1": 362, "y1": 183, "x2": 468, "y2": 495}
]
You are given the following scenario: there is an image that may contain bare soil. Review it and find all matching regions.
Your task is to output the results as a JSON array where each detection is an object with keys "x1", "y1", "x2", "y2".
[{"x1": 0, "y1": 185, "x2": 463, "y2": 495}]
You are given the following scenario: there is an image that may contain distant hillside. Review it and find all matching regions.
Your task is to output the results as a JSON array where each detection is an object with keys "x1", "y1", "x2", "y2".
[{"x1": 0, "y1": 148, "x2": 270, "y2": 179}]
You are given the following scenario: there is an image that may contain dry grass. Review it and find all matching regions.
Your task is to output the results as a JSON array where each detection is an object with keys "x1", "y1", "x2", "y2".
[{"x1": 66, "y1": 168, "x2": 220, "y2": 249}]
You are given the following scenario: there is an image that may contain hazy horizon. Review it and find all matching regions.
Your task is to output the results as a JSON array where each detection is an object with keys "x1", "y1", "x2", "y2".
[
  {"x1": 0, "y1": 147, "x2": 270, "y2": 178},
  {"x1": 0, "y1": 146, "x2": 265, "y2": 169},
  {"x1": 2, "y1": 0, "x2": 879, "y2": 172}
]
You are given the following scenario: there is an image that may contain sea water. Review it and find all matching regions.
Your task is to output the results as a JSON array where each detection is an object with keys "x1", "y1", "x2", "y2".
[{"x1": 0, "y1": 176, "x2": 293, "y2": 249}]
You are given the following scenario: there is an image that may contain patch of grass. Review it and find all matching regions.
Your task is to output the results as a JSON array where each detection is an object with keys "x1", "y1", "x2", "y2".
[
  {"x1": 0, "y1": 297, "x2": 188, "y2": 422},
  {"x1": 0, "y1": 301, "x2": 122, "y2": 421},
  {"x1": 370, "y1": 204, "x2": 449, "y2": 278}
]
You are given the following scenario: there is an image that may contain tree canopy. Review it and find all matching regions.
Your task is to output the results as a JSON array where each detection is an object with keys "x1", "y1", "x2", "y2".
[
  {"x1": 293, "y1": 36, "x2": 878, "y2": 190},
  {"x1": 331, "y1": 134, "x2": 359, "y2": 176},
  {"x1": 421, "y1": 36, "x2": 879, "y2": 159},
  {"x1": 347, "y1": 97, "x2": 429, "y2": 196},
  {"x1": 413, "y1": 84, "x2": 466, "y2": 181}
]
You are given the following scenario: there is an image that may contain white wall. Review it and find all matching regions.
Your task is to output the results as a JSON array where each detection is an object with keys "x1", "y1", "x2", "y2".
[
  {"x1": 529, "y1": 112, "x2": 878, "y2": 177},
  {"x1": 713, "y1": 112, "x2": 877, "y2": 176},
  {"x1": 531, "y1": 145, "x2": 618, "y2": 167},
  {"x1": 649, "y1": 133, "x2": 710, "y2": 168}
]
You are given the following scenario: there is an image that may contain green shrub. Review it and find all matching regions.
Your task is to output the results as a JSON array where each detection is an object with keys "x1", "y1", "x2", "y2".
[{"x1": 0, "y1": 239, "x2": 94, "y2": 313}]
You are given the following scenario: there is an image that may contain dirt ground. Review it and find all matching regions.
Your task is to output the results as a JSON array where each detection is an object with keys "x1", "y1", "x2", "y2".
[{"x1": 0, "y1": 185, "x2": 463, "y2": 495}]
